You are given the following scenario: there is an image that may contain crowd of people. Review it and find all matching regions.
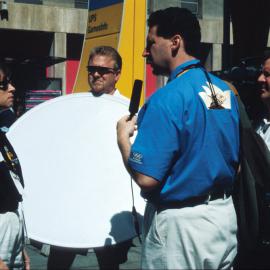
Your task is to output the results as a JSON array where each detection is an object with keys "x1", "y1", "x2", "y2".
[{"x1": 1, "y1": 6, "x2": 270, "y2": 270}]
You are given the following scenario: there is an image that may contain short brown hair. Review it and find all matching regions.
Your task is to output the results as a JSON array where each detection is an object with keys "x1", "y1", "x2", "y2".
[{"x1": 89, "y1": 46, "x2": 122, "y2": 70}]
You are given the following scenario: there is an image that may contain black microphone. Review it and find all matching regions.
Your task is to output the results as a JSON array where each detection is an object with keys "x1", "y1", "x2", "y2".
[
  {"x1": 128, "y1": 79, "x2": 143, "y2": 120},
  {"x1": 128, "y1": 79, "x2": 143, "y2": 242}
]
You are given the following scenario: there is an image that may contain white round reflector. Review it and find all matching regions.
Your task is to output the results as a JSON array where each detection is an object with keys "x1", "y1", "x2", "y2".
[{"x1": 7, "y1": 93, "x2": 145, "y2": 248}]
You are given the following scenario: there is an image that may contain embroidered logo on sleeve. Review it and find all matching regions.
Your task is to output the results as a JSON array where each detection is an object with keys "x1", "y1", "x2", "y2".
[
  {"x1": 199, "y1": 82, "x2": 231, "y2": 109},
  {"x1": 130, "y1": 152, "x2": 143, "y2": 164}
]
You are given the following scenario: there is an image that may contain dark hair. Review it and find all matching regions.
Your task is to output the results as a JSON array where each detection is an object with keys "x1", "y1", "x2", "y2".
[
  {"x1": 89, "y1": 46, "x2": 122, "y2": 70},
  {"x1": 148, "y1": 7, "x2": 201, "y2": 57},
  {"x1": 263, "y1": 53, "x2": 270, "y2": 64},
  {"x1": 0, "y1": 62, "x2": 10, "y2": 78}
]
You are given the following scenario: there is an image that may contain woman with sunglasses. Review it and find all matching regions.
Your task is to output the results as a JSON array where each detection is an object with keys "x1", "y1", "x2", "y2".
[
  {"x1": 0, "y1": 64, "x2": 16, "y2": 132},
  {"x1": 0, "y1": 63, "x2": 30, "y2": 270}
]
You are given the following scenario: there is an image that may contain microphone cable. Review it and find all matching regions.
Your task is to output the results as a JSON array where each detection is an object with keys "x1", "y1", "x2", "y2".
[{"x1": 130, "y1": 175, "x2": 142, "y2": 243}]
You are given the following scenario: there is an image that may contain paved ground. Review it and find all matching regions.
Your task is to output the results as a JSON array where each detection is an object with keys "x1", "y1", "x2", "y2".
[{"x1": 26, "y1": 237, "x2": 141, "y2": 270}]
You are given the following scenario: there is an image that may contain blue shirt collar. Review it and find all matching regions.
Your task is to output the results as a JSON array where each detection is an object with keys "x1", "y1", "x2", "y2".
[{"x1": 169, "y1": 59, "x2": 200, "y2": 81}]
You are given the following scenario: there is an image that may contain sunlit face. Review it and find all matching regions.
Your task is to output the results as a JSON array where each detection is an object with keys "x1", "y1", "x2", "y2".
[
  {"x1": 258, "y1": 58, "x2": 270, "y2": 102},
  {"x1": 88, "y1": 55, "x2": 120, "y2": 95},
  {"x1": 0, "y1": 70, "x2": 15, "y2": 108},
  {"x1": 142, "y1": 25, "x2": 171, "y2": 76}
]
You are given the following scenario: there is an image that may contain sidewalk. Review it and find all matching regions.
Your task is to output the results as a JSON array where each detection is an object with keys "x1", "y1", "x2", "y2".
[{"x1": 26, "y1": 237, "x2": 141, "y2": 270}]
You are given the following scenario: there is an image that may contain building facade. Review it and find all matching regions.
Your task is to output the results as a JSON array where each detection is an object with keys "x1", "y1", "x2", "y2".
[
  {"x1": 0, "y1": 0, "x2": 88, "y2": 110},
  {"x1": 1, "y1": 0, "x2": 269, "y2": 112}
]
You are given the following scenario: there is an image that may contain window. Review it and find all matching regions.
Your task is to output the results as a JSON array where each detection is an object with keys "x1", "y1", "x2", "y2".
[
  {"x1": 75, "y1": 0, "x2": 88, "y2": 9},
  {"x1": 148, "y1": 0, "x2": 202, "y2": 18},
  {"x1": 14, "y1": 0, "x2": 88, "y2": 8},
  {"x1": 180, "y1": 0, "x2": 202, "y2": 18},
  {"x1": 14, "y1": 0, "x2": 42, "y2": 4}
]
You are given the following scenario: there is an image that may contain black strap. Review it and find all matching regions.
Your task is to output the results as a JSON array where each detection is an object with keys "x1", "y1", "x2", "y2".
[
  {"x1": 200, "y1": 68, "x2": 225, "y2": 109},
  {"x1": 175, "y1": 63, "x2": 201, "y2": 77},
  {"x1": 0, "y1": 131, "x2": 24, "y2": 187},
  {"x1": 176, "y1": 62, "x2": 224, "y2": 109}
]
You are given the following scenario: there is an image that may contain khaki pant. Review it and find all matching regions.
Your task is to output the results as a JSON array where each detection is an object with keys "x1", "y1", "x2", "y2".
[
  {"x1": 0, "y1": 210, "x2": 24, "y2": 269},
  {"x1": 142, "y1": 196, "x2": 237, "y2": 269}
]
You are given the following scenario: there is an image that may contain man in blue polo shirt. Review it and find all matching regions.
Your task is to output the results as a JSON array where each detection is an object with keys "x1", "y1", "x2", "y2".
[{"x1": 117, "y1": 7, "x2": 240, "y2": 269}]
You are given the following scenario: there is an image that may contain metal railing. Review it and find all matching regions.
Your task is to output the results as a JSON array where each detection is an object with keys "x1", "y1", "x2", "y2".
[{"x1": 14, "y1": 0, "x2": 88, "y2": 9}]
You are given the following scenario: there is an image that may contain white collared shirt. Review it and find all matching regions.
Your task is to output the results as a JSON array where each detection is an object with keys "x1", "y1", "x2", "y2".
[
  {"x1": 89, "y1": 88, "x2": 129, "y2": 101},
  {"x1": 256, "y1": 118, "x2": 270, "y2": 150}
]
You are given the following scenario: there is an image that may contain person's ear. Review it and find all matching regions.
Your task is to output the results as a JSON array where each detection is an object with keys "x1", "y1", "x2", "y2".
[
  {"x1": 115, "y1": 70, "x2": 121, "y2": 82},
  {"x1": 171, "y1": 35, "x2": 181, "y2": 51}
]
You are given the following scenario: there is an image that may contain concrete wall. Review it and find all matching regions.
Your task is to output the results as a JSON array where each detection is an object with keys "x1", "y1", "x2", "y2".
[
  {"x1": 203, "y1": 0, "x2": 223, "y2": 19},
  {"x1": 148, "y1": 0, "x2": 224, "y2": 70},
  {"x1": 148, "y1": 0, "x2": 224, "y2": 44},
  {"x1": 0, "y1": 2, "x2": 87, "y2": 34},
  {"x1": 7, "y1": 0, "x2": 82, "y2": 9},
  {"x1": 0, "y1": 2, "x2": 88, "y2": 94}
]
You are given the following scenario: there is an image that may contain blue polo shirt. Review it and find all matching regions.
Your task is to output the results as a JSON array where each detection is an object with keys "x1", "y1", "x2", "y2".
[{"x1": 129, "y1": 59, "x2": 240, "y2": 203}]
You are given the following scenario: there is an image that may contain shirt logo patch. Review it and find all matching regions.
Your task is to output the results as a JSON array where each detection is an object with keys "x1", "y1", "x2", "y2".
[
  {"x1": 130, "y1": 152, "x2": 143, "y2": 164},
  {"x1": 199, "y1": 82, "x2": 231, "y2": 109}
]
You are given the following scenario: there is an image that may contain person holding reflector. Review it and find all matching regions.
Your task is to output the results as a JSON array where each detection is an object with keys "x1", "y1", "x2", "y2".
[{"x1": 47, "y1": 46, "x2": 135, "y2": 270}]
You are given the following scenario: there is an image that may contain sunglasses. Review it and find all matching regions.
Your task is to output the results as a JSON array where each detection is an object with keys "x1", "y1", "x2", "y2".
[
  {"x1": 263, "y1": 70, "x2": 270, "y2": 78},
  {"x1": 0, "y1": 78, "x2": 11, "y2": 91},
  {"x1": 86, "y1": 66, "x2": 117, "y2": 75}
]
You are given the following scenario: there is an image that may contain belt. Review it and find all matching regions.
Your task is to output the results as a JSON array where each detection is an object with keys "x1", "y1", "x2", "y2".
[{"x1": 156, "y1": 190, "x2": 232, "y2": 211}]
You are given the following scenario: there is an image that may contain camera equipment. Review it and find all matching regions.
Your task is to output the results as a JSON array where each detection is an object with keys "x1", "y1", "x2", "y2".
[{"x1": 212, "y1": 57, "x2": 265, "y2": 124}]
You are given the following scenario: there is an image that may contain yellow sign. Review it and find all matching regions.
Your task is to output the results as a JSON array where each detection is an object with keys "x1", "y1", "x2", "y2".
[
  {"x1": 86, "y1": 3, "x2": 123, "y2": 39},
  {"x1": 73, "y1": 0, "x2": 146, "y2": 105}
]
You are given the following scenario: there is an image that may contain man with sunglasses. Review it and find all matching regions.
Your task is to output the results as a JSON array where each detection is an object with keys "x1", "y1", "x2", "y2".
[
  {"x1": 0, "y1": 63, "x2": 30, "y2": 270},
  {"x1": 117, "y1": 7, "x2": 239, "y2": 269},
  {"x1": 87, "y1": 46, "x2": 122, "y2": 97},
  {"x1": 87, "y1": 46, "x2": 135, "y2": 269},
  {"x1": 256, "y1": 55, "x2": 270, "y2": 150}
]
